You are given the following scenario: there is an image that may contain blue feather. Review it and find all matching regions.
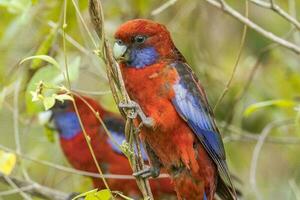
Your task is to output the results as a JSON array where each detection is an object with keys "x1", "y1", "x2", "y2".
[
  {"x1": 203, "y1": 192, "x2": 208, "y2": 200},
  {"x1": 128, "y1": 47, "x2": 158, "y2": 68},
  {"x1": 53, "y1": 112, "x2": 82, "y2": 139},
  {"x1": 104, "y1": 117, "x2": 148, "y2": 160},
  {"x1": 171, "y1": 62, "x2": 225, "y2": 160}
]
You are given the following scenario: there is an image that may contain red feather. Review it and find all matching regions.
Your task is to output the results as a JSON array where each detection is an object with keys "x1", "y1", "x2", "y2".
[
  {"x1": 56, "y1": 95, "x2": 175, "y2": 198},
  {"x1": 114, "y1": 19, "x2": 235, "y2": 200}
]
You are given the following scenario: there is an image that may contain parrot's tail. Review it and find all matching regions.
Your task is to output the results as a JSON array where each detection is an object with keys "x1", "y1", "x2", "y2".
[{"x1": 216, "y1": 175, "x2": 242, "y2": 200}]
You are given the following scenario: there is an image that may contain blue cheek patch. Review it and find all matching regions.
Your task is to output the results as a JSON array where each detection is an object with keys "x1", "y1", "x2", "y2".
[
  {"x1": 129, "y1": 47, "x2": 158, "y2": 68},
  {"x1": 53, "y1": 112, "x2": 82, "y2": 139}
]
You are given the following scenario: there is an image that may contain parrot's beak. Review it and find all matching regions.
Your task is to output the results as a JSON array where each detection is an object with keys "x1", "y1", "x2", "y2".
[
  {"x1": 113, "y1": 41, "x2": 129, "y2": 61},
  {"x1": 38, "y1": 110, "x2": 53, "y2": 125}
]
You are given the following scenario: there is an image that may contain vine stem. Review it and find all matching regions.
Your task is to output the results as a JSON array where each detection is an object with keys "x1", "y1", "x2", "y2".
[{"x1": 62, "y1": 0, "x2": 113, "y2": 196}]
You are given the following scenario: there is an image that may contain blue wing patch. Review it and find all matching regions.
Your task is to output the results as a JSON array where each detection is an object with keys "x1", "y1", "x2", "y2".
[
  {"x1": 171, "y1": 62, "x2": 225, "y2": 160},
  {"x1": 104, "y1": 117, "x2": 148, "y2": 160},
  {"x1": 203, "y1": 192, "x2": 208, "y2": 200}
]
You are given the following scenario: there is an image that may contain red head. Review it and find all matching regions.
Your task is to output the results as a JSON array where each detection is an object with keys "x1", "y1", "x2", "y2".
[{"x1": 113, "y1": 19, "x2": 178, "y2": 68}]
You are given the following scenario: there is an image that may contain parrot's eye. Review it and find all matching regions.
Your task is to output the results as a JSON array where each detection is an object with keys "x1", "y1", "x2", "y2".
[
  {"x1": 58, "y1": 101, "x2": 68, "y2": 109},
  {"x1": 134, "y1": 35, "x2": 146, "y2": 44},
  {"x1": 116, "y1": 39, "x2": 124, "y2": 45}
]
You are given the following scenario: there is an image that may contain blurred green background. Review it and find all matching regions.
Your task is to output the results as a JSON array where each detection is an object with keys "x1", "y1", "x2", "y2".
[{"x1": 0, "y1": 0, "x2": 300, "y2": 199}]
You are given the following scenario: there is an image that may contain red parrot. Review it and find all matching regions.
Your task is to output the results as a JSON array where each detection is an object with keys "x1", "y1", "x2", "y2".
[
  {"x1": 50, "y1": 95, "x2": 175, "y2": 198},
  {"x1": 113, "y1": 19, "x2": 237, "y2": 200}
]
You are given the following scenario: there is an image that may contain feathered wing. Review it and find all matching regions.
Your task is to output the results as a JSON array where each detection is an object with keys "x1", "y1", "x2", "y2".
[
  {"x1": 170, "y1": 61, "x2": 237, "y2": 200},
  {"x1": 103, "y1": 116, "x2": 148, "y2": 160}
]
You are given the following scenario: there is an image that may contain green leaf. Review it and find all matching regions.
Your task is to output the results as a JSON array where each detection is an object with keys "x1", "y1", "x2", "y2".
[
  {"x1": 71, "y1": 189, "x2": 98, "y2": 200},
  {"x1": 71, "y1": 189, "x2": 112, "y2": 200},
  {"x1": 43, "y1": 96, "x2": 56, "y2": 110},
  {"x1": 0, "y1": 150, "x2": 16, "y2": 175},
  {"x1": 25, "y1": 66, "x2": 60, "y2": 114},
  {"x1": 85, "y1": 189, "x2": 112, "y2": 200},
  {"x1": 55, "y1": 93, "x2": 74, "y2": 102},
  {"x1": 30, "y1": 27, "x2": 58, "y2": 70},
  {"x1": 20, "y1": 55, "x2": 61, "y2": 70},
  {"x1": 244, "y1": 99, "x2": 297, "y2": 117}
]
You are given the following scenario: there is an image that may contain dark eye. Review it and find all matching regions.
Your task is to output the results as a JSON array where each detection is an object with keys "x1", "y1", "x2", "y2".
[
  {"x1": 116, "y1": 39, "x2": 123, "y2": 45},
  {"x1": 58, "y1": 101, "x2": 68, "y2": 109},
  {"x1": 134, "y1": 35, "x2": 146, "y2": 44}
]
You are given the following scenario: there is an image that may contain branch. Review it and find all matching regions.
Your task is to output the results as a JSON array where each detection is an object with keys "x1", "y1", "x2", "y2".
[
  {"x1": 249, "y1": 119, "x2": 292, "y2": 199},
  {"x1": 88, "y1": 0, "x2": 154, "y2": 199},
  {"x1": 221, "y1": 120, "x2": 300, "y2": 145},
  {"x1": 249, "y1": 0, "x2": 300, "y2": 30},
  {"x1": 203, "y1": 0, "x2": 300, "y2": 54},
  {"x1": 0, "y1": 144, "x2": 170, "y2": 180},
  {"x1": 151, "y1": 0, "x2": 177, "y2": 16},
  {"x1": 0, "y1": 173, "x2": 69, "y2": 200},
  {"x1": 214, "y1": 0, "x2": 249, "y2": 111}
]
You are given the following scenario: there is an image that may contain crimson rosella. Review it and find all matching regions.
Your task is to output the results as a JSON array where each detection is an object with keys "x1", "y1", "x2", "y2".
[
  {"x1": 113, "y1": 19, "x2": 237, "y2": 200},
  {"x1": 50, "y1": 95, "x2": 175, "y2": 198}
]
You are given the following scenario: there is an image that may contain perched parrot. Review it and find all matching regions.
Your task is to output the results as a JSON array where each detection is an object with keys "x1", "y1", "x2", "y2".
[
  {"x1": 50, "y1": 95, "x2": 175, "y2": 198},
  {"x1": 113, "y1": 19, "x2": 237, "y2": 200}
]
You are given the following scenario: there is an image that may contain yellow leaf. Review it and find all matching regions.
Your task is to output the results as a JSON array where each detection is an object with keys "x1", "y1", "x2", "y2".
[{"x1": 0, "y1": 150, "x2": 16, "y2": 175}]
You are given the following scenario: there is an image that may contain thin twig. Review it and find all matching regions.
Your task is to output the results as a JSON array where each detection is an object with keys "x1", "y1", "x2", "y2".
[
  {"x1": 71, "y1": 0, "x2": 98, "y2": 49},
  {"x1": 62, "y1": 0, "x2": 112, "y2": 195},
  {"x1": 249, "y1": 119, "x2": 292, "y2": 200},
  {"x1": 289, "y1": 179, "x2": 300, "y2": 200},
  {"x1": 151, "y1": 0, "x2": 177, "y2": 16},
  {"x1": 0, "y1": 185, "x2": 34, "y2": 196},
  {"x1": 2, "y1": 175, "x2": 32, "y2": 200},
  {"x1": 47, "y1": 21, "x2": 90, "y2": 55},
  {"x1": 0, "y1": 144, "x2": 170, "y2": 180},
  {"x1": 214, "y1": 0, "x2": 248, "y2": 111},
  {"x1": 0, "y1": 173, "x2": 69, "y2": 200},
  {"x1": 221, "y1": 120, "x2": 300, "y2": 144},
  {"x1": 13, "y1": 78, "x2": 32, "y2": 184},
  {"x1": 88, "y1": 0, "x2": 154, "y2": 199},
  {"x1": 203, "y1": 0, "x2": 300, "y2": 54},
  {"x1": 72, "y1": 88, "x2": 111, "y2": 95},
  {"x1": 223, "y1": 27, "x2": 296, "y2": 131},
  {"x1": 249, "y1": 0, "x2": 300, "y2": 30}
]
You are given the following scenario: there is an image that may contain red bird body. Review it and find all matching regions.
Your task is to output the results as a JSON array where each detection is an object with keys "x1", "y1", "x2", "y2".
[
  {"x1": 113, "y1": 19, "x2": 237, "y2": 200},
  {"x1": 51, "y1": 95, "x2": 175, "y2": 198},
  {"x1": 122, "y1": 63, "x2": 216, "y2": 199}
]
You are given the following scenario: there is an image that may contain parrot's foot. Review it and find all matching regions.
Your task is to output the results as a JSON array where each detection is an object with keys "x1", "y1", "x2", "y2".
[
  {"x1": 133, "y1": 166, "x2": 160, "y2": 179},
  {"x1": 119, "y1": 101, "x2": 154, "y2": 128}
]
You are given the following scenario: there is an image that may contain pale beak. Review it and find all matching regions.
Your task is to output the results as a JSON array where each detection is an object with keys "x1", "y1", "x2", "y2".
[
  {"x1": 113, "y1": 42, "x2": 128, "y2": 60},
  {"x1": 38, "y1": 110, "x2": 53, "y2": 125}
]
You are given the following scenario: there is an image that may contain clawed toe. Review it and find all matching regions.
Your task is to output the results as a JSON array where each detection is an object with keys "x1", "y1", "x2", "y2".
[{"x1": 133, "y1": 167, "x2": 160, "y2": 179}]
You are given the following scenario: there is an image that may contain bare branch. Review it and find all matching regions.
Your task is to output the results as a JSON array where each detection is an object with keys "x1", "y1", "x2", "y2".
[
  {"x1": 0, "y1": 144, "x2": 169, "y2": 183},
  {"x1": 214, "y1": 1, "x2": 248, "y2": 111},
  {"x1": 13, "y1": 77, "x2": 32, "y2": 200},
  {"x1": 289, "y1": 179, "x2": 300, "y2": 200},
  {"x1": 203, "y1": 0, "x2": 300, "y2": 54},
  {"x1": 221, "y1": 121, "x2": 300, "y2": 145},
  {"x1": 249, "y1": 120, "x2": 292, "y2": 200},
  {"x1": 151, "y1": 0, "x2": 177, "y2": 16},
  {"x1": 0, "y1": 173, "x2": 69, "y2": 200},
  {"x1": 249, "y1": 0, "x2": 300, "y2": 30},
  {"x1": 2, "y1": 175, "x2": 32, "y2": 200}
]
